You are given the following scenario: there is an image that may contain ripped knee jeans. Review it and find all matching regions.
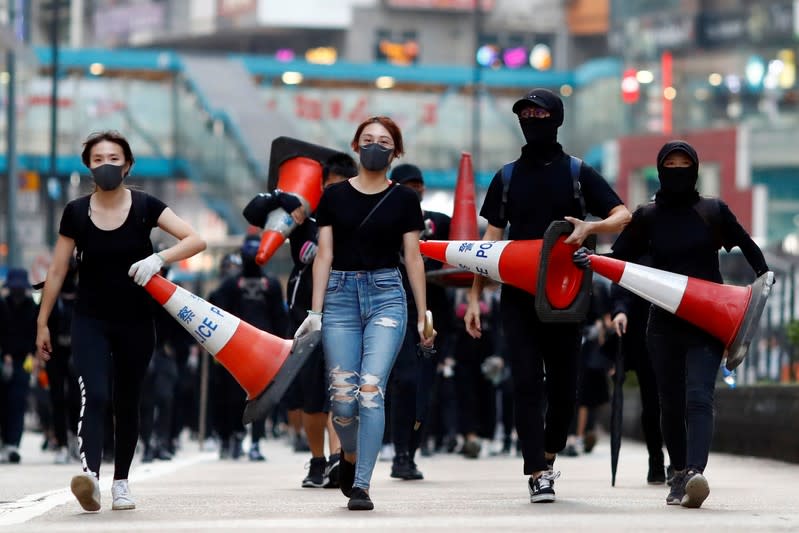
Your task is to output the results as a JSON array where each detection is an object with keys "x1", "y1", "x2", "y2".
[{"x1": 322, "y1": 268, "x2": 407, "y2": 490}]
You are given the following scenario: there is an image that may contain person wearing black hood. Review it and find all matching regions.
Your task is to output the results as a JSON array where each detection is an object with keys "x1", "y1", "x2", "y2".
[
  {"x1": 574, "y1": 140, "x2": 770, "y2": 509},
  {"x1": 465, "y1": 88, "x2": 631, "y2": 503}
]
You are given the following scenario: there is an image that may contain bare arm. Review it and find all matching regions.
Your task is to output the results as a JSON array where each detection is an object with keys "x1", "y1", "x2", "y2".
[
  {"x1": 403, "y1": 231, "x2": 434, "y2": 346},
  {"x1": 564, "y1": 204, "x2": 632, "y2": 245},
  {"x1": 465, "y1": 223, "x2": 505, "y2": 338},
  {"x1": 36, "y1": 236, "x2": 76, "y2": 360},
  {"x1": 156, "y1": 208, "x2": 207, "y2": 263},
  {"x1": 311, "y1": 226, "x2": 333, "y2": 313}
]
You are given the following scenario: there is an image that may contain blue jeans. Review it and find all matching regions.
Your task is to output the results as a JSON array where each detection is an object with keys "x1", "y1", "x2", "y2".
[
  {"x1": 322, "y1": 268, "x2": 407, "y2": 490},
  {"x1": 647, "y1": 309, "x2": 723, "y2": 473}
]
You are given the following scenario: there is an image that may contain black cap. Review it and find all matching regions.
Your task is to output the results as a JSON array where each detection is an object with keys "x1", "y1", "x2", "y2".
[
  {"x1": 4, "y1": 268, "x2": 30, "y2": 289},
  {"x1": 657, "y1": 140, "x2": 699, "y2": 169},
  {"x1": 512, "y1": 88, "x2": 564, "y2": 126},
  {"x1": 391, "y1": 163, "x2": 424, "y2": 185},
  {"x1": 267, "y1": 137, "x2": 351, "y2": 191}
]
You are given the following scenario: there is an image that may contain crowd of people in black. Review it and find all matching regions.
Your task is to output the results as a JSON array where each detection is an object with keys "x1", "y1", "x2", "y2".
[{"x1": 1, "y1": 87, "x2": 770, "y2": 513}]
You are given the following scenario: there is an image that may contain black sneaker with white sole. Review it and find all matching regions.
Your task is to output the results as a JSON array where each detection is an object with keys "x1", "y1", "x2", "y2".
[
  {"x1": 681, "y1": 470, "x2": 710, "y2": 508},
  {"x1": 302, "y1": 457, "x2": 328, "y2": 488},
  {"x1": 323, "y1": 454, "x2": 340, "y2": 489},
  {"x1": 528, "y1": 470, "x2": 561, "y2": 503}
]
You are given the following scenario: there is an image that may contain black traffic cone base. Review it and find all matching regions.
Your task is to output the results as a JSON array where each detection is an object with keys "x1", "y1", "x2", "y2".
[
  {"x1": 725, "y1": 271, "x2": 774, "y2": 371},
  {"x1": 242, "y1": 330, "x2": 322, "y2": 424}
]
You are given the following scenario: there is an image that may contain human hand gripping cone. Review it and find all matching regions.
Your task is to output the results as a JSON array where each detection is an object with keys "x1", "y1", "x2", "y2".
[
  {"x1": 141, "y1": 274, "x2": 321, "y2": 423},
  {"x1": 294, "y1": 310, "x2": 323, "y2": 339}
]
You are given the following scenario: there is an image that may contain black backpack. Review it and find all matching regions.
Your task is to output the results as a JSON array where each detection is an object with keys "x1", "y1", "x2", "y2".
[{"x1": 498, "y1": 155, "x2": 585, "y2": 222}]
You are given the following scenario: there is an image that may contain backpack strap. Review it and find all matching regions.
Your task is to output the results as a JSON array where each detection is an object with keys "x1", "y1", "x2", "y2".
[
  {"x1": 693, "y1": 197, "x2": 723, "y2": 250},
  {"x1": 569, "y1": 156, "x2": 586, "y2": 219},
  {"x1": 73, "y1": 195, "x2": 91, "y2": 265},
  {"x1": 498, "y1": 161, "x2": 516, "y2": 222},
  {"x1": 498, "y1": 156, "x2": 585, "y2": 222}
]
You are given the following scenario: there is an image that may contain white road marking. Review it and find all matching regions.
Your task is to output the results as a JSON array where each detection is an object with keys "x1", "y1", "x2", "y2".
[{"x1": 0, "y1": 452, "x2": 216, "y2": 526}]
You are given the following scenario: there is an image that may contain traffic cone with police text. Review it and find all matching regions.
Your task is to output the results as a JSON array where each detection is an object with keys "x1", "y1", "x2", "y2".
[
  {"x1": 420, "y1": 221, "x2": 594, "y2": 322},
  {"x1": 585, "y1": 254, "x2": 774, "y2": 370},
  {"x1": 144, "y1": 275, "x2": 320, "y2": 423}
]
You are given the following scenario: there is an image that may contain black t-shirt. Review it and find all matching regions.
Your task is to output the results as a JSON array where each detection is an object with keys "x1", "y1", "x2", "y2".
[
  {"x1": 480, "y1": 147, "x2": 623, "y2": 240},
  {"x1": 287, "y1": 218, "x2": 318, "y2": 323},
  {"x1": 59, "y1": 190, "x2": 167, "y2": 321},
  {"x1": 316, "y1": 180, "x2": 424, "y2": 271},
  {"x1": 611, "y1": 200, "x2": 768, "y2": 284}
]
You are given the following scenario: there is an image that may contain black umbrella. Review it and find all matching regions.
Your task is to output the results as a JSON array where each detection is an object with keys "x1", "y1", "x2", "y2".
[{"x1": 611, "y1": 334, "x2": 625, "y2": 487}]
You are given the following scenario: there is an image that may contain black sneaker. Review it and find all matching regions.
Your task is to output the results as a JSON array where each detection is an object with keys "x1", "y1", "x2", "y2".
[
  {"x1": 647, "y1": 462, "x2": 666, "y2": 485},
  {"x1": 323, "y1": 454, "x2": 340, "y2": 489},
  {"x1": 561, "y1": 444, "x2": 578, "y2": 457},
  {"x1": 666, "y1": 470, "x2": 686, "y2": 505},
  {"x1": 391, "y1": 453, "x2": 424, "y2": 480},
  {"x1": 248, "y1": 445, "x2": 266, "y2": 462},
  {"x1": 666, "y1": 465, "x2": 675, "y2": 486},
  {"x1": 681, "y1": 470, "x2": 710, "y2": 508},
  {"x1": 528, "y1": 470, "x2": 560, "y2": 503},
  {"x1": 347, "y1": 487, "x2": 374, "y2": 511},
  {"x1": 339, "y1": 457, "x2": 355, "y2": 497},
  {"x1": 462, "y1": 439, "x2": 481, "y2": 459},
  {"x1": 302, "y1": 457, "x2": 327, "y2": 488}
]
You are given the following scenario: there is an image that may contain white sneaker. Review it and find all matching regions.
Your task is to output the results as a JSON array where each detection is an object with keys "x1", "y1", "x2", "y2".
[
  {"x1": 54, "y1": 447, "x2": 70, "y2": 464},
  {"x1": 71, "y1": 473, "x2": 101, "y2": 512},
  {"x1": 112, "y1": 479, "x2": 136, "y2": 510},
  {"x1": 378, "y1": 443, "x2": 394, "y2": 462}
]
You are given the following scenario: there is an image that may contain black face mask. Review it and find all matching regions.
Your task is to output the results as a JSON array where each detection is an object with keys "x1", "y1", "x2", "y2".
[
  {"x1": 91, "y1": 164, "x2": 125, "y2": 191},
  {"x1": 520, "y1": 118, "x2": 559, "y2": 145},
  {"x1": 658, "y1": 166, "x2": 697, "y2": 195},
  {"x1": 359, "y1": 144, "x2": 392, "y2": 171}
]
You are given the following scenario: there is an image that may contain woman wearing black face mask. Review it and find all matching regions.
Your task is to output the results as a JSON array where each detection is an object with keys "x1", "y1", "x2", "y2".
[
  {"x1": 35, "y1": 131, "x2": 206, "y2": 513},
  {"x1": 574, "y1": 140, "x2": 770, "y2": 509},
  {"x1": 294, "y1": 116, "x2": 435, "y2": 511}
]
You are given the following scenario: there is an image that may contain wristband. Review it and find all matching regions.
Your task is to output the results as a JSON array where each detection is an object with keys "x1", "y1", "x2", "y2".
[
  {"x1": 308, "y1": 310, "x2": 323, "y2": 317},
  {"x1": 156, "y1": 252, "x2": 167, "y2": 264}
]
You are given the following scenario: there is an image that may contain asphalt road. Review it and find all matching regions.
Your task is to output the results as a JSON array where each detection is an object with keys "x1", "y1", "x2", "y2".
[{"x1": 1, "y1": 431, "x2": 797, "y2": 532}]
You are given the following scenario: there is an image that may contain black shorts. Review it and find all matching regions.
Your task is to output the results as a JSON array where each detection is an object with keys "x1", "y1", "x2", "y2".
[
  {"x1": 283, "y1": 343, "x2": 329, "y2": 414},
  {"x1": 577, "y1": 367, "x2": 609, "y2": 408}
]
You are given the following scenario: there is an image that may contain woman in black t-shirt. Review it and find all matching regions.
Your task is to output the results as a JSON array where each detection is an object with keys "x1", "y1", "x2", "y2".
[
  {"x1": 294, "y1": 116, "x2": 435, "y2": 511},
  {"x1": 35, "y1": 131, "x2": 206, "y2": 513}
]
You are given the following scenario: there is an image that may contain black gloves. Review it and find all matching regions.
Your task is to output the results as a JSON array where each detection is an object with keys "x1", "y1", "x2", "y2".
[
  {"x1": 275, "y1": 190, "x2": 302, "y2": 213},
  {"x1": 242, "y1": 190, "x2": 303, "y2": 228},
  {"x1": 572, "y1": 246, "x2": 594, "y2": 270}
]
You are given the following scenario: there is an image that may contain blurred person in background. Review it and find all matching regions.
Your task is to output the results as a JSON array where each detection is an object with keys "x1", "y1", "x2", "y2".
[
  {"x1": 35, "y1": 130, "x2": 206, "y2": 512},
  {"x1": 44, "y1": 257, "x2": 81, "y2": 464},
  {"x1": 387, "y1": 163, "x2": 452, "y2": 481},
  {"x1": 0, "y1": 268, "x2": 38, "y2": 464},
  {"x1": 294, "y1": 116, "x2": 435, "y2": 511},
  {"x1": 210, "y1": 235, "x2": 289, "y2": 462},
  {"x1": 609, "y1": 255, "x2": 668, "y2": 485}
]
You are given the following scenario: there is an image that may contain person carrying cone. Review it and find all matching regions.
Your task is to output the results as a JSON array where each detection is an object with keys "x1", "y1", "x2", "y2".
[
  {"x1": 573, "y1": 140, "x2": 770, "y2": 509},
  {"x1": 294, "y1": 116, "x2": 436, "y2": 511},
  {"x1": 35, "y1": 131, "x2": 206, "y2": 513},
  {"x1": 465, "y1": 89, "x2": 631, "y2": 504}
]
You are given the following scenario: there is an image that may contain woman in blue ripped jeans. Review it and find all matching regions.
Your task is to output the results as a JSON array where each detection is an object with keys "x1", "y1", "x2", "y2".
[{"x1": 294, "y1": 116, "x2": 435, "y2": 511}]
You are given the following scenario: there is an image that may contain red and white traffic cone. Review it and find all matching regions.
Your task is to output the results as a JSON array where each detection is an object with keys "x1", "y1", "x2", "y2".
[
  {"x1": 587, "y1": 254, "x2": 774, "y2": 370},
  {"x1": 420, "y1": 221, "x2": 593, "y2": 322},
  {"x1": 426, "y1": 152, "x2": 480, "y2": 287},
  {"x1": 256, "y1": 156, "x2": 324, "y2": 265},
  {"x1": 144, "y1": 275, "x2": 320, "y2": 423}
]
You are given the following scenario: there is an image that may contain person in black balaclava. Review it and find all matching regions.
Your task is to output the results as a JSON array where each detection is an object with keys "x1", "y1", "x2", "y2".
[
  {"x1": 465, "y1": 88, "x2": 631, "y2": 504},
  {"x1": 574, "y1": 140, "x2": 771, "y2": 509}
]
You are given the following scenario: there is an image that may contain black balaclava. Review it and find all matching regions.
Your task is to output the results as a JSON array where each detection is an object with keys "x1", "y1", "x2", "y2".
[
  {"x1": 513, "y1": 88, "x2": 565, "y2": 160},
  {"x1": 655, "y1": 140, "x2": 700, "y2": 206},
  {"x1": 240, "y1": 236, "x2": 263, "y2": 277}
]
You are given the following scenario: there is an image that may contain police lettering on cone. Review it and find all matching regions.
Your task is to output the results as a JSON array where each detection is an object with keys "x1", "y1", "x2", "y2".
[
  {"x1": 465, "y1": 89, "x2": 630, "y2": 503},
  {"x1": 573, "y1": 140, "x2": 772, "y2": 509}
]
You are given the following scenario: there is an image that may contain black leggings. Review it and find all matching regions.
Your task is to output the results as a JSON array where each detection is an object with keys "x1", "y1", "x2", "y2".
[{"x1": 72, "y1": 313, "x2": 154, "y2": 480}]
